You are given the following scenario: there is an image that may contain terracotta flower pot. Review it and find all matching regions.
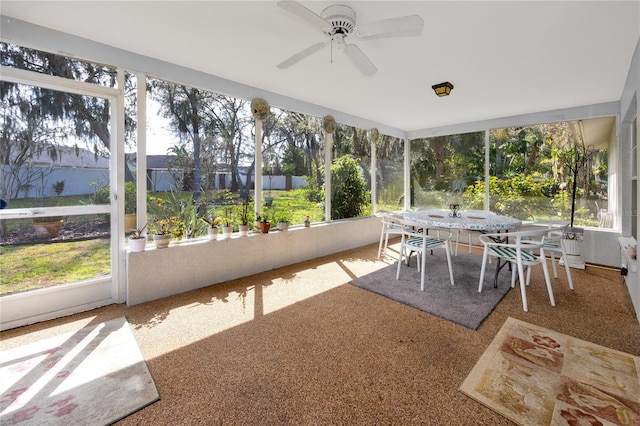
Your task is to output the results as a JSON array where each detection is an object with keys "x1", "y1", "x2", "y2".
[
  {"x1": 33, "y1": 219, "x2": 63, "y2": 239},
  {"x1": 259, "y1": 222, "x2": 271, "y2": 234}
]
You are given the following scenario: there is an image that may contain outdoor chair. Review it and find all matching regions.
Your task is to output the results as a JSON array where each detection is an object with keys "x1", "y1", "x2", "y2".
[
  {"x1": 377, "y1": 212, "x2": 405, "y2": 258},
  {"x1": 454, "y1": 210, "x2": 497, "y2": 255},
  {"x1": 477, "y1": 228, "x2": 554, "y2": 312},
  {"x1": 535, "y1": 221, "x2": 575, "y2": 290},
  {"x1": 396, "y1": 218, "x2": 455, "y2": 291}
]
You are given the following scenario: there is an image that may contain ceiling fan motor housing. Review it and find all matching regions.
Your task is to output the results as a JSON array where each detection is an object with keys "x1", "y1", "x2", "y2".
[{"x1": 321, "y1": 4, "x2": 356, "y2": 36}]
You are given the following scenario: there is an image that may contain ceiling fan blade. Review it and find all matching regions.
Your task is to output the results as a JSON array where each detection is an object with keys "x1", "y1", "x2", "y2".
[
  {"x1": 277, "y1": 42, "x2": 326, "y2": 69},
  {"x1": 344, "y1": 44, "x2": 377, "y2": 76},
  {"x1": 356, "y1": 15, "x2": 424, "y2": 40},
  {"x1": 277, "y1": 1, "x2": 330, "y2": 33}
]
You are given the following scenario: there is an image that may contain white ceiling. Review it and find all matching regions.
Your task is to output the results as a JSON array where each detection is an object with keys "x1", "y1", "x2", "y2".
[{"x1": 1, "y1": 1, "x2": 639, "y2": 134}]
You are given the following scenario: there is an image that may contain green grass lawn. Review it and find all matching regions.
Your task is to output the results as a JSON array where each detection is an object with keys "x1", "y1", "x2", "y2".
[
  {"x1": 0, "y1": 238, "x2": 111, "y2": 296},
  {"x1": 0, "y1": 188, "x2": 348, "y2": 297}
]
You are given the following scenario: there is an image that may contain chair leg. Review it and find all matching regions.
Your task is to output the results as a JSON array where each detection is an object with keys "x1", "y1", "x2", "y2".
[
  {"x1": 540, "y1": 254, "x2": 556, "y2": 307},
  {"x1": 468, "y1": 233, "x2": 472, "y2": 253},
  {"x1": 378, "y1": 227, "x2": 385, "y2": 258},
  {"x1": 550, "y1": 251, "x2": 558, "y2": 278},
  {"x1": 445, "y1": 245, "x2": 455, "y2": 286},
  {"x1": 561, "y1": 247, "x2": 574, "y2": 290},
  {"x1": 455, "y1": 230, "x2": 460, "y2": 256},
  {"x1": 517, "y1": 260, "x2": 528, "y2": 312},
  {"x1": 420, "y1": 248, "x2": 427, "y2": 291},
  {"x1": 478, "y1": 247, "x2": 490, "y2": 292},
  {"x1": 396, "y1": 242, "x2": 404, "y2": 280}
]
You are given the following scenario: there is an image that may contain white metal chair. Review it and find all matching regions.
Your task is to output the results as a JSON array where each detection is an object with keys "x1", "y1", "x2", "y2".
[
  {"x1": 478, "y1": 228, "x2": 554, "y2": 312},
  {"x1": 536, "y1": 221, "x2": 574, "y2": 290},
  {"x1": 396, "y1": 219, "x2": 455, "y2": 291},
  {"x1": 454, "y1": 210, "x2": 497, "y2": 255},
  {"x1": 377, "y1": 212, "x2": 405, "y2": 258}
]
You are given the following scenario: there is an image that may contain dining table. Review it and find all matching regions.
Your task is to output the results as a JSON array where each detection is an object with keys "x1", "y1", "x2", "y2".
[
  {"x1": 404, "y1": 209, "x2": 522, "y2": 233},
  {"x1": 403, "y1": 209, "x2": 522, "y2": 287}
]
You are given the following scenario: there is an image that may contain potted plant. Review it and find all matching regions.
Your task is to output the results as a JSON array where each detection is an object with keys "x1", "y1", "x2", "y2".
[
  {"x1": 148, "y1": 195, "x2": 186, "y2": 247},
  {"x1": 128, "y1": 224, "x2": 147, "y2": 252},
  {"x1": 200, "y1": 215, "x2": 222, "y2": 241},
  {"x1": 150, "y1": 218, "x2": 174, "y2": 248},
  {"x1": 275, "y1": 205, "x2": 293, "y2": 231},
  {"x1": 559, "y1": 142, "x2": 595, "y2": 269},
  {"x1": 222, "y1": 208, "x2": 234, "y2": 239},
  {"x1": 33, "y1": 180, "x2": 65, "y2": 239},
  {"x1": 256, "y1": 211, "x2": 271, "y2": 234},
  {"x1": 237, "y1": 196, "x2": 252, "y2": 237}
]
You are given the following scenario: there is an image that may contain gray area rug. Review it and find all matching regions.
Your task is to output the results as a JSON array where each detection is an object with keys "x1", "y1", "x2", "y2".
[{"x1": 350, "y1": 253, "x2": 512, "y2": 329}]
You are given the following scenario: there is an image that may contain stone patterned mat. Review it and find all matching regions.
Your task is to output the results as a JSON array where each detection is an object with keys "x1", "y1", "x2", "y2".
[
  {"x1": 460, "y1": 317, "x2": 640, "y2": 425},
  {"x1": 1, "y1": 317, "x2": 159, "y2": 425}
]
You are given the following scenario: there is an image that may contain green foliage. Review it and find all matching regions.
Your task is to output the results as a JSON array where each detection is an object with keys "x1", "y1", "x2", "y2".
[
  {"x1": 325, "y1": 156, "x2": 370, "y2": 220},
  {"x1": 281, "y1": 145, "x2": 307, "y2": 175},
  {"x1": 91, "y1": 181, "x2": 137, "y2": 214},
  {"x1": 273, "y1": 203, "x2": 293, "y2": 223},
  {"x1": 147, "y1": 190, "x2": 198, "y2": 239},
  {"x1": 466, "y1": 176, "x2": 554, "y2": 220}
]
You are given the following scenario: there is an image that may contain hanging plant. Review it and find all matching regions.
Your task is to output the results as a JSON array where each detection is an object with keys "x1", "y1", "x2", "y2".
[
  {"x1": 322, "y1": 115, "x2": 336, "y2": 133},
  {"x1": 370, "y1": 128, "x2": 380, "y2": 143},
  {"x1": 251, "y1": 98, "x2": 270, "y2": 120}
]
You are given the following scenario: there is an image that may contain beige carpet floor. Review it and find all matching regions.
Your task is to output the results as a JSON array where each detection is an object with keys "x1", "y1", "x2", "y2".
[{"x1": 1, "y1": 241, "x2": 639, "y2": 425}]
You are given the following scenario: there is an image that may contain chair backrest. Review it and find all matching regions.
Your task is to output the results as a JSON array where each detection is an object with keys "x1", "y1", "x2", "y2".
[
  {"x1": 380, "y1": 212, "x2": 404, "y2": 227},
  {"x1": 599, "y1": 211, "x2": 614, "y2": 228},
  {"x1": 479, "y1": 227, "x2": 548, "y2": 250},
  {"x1": 532, "y1": 220, "x2": 569, "y2": 242},
  {"x1": 398, "y1": 219, "x2": 452, "y2": 240}
]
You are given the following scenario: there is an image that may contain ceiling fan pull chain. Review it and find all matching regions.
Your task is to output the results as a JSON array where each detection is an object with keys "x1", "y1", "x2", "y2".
[{"x1": 330, "y1": 38, "x2": 334, "y2": 64}]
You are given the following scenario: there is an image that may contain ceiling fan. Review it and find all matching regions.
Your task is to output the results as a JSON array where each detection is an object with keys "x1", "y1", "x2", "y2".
[{"x1": 276, "y1": 1, "x2": 424, "y2": 76}]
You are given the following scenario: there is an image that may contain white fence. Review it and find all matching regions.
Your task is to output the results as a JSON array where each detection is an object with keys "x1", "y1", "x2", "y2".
[{"x1": 4, "y1": 165, "x2": 308, "y2": 200}]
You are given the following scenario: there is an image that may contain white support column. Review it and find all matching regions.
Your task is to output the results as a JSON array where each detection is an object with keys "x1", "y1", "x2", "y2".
[
  {"x1": 404, "y1": 137, "x2": 410, "y2": 212},
  {"x1": 325, "y1": 131, "x2": 333, "y2": 222},
  {"x1": 484, "y1": 130, "x2": 490, "y2": 211},
  {"x1": 136, "y1": 72, "x2": 147, "y2": 234},
  {"x1": 114, "y1": 69, "x2": 126, "y2": 303},
  {"x1": 255, "y1": 118, "x2": 263, "y2": 216},
  {"x1": 371, "y1": 133, "x2": 377, "y2": 213}
]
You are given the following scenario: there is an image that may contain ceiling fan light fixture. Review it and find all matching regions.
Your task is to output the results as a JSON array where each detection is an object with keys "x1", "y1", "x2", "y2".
[{"x1": 432, "y1": 81, "x2": 454, "y2": 97}]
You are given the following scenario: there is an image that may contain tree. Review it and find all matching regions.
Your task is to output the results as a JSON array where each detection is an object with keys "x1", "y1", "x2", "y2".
[
  {"x1": 0, "y1": 43, "x2": 136, "y2": 164},
  {"x1": 327, "y1": 155, "x2": 369, "y2": 219}
]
